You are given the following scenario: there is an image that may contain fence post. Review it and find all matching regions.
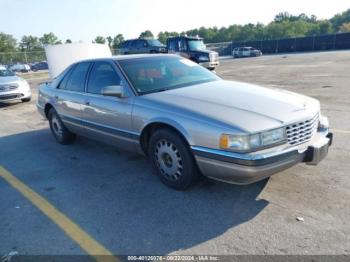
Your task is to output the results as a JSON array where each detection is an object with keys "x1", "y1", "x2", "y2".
[
  {"x1": 312, "y1": 35, "x2": 315, "y2": 51},
  {"x1": 333, "y1": 33, "x2": 337, "y2": 50},
  {"x1": 24, "y1": 52, "x2": 28, "y2": 64}
]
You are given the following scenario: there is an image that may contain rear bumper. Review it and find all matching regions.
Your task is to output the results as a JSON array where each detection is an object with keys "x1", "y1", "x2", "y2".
[{"x1": 192, "y1": 132, "x2": 332, "y2": 185}]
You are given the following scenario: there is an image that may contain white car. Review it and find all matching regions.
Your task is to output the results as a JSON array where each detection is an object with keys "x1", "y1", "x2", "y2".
[
  {"x1": 0, "y1": 68, "x2": 31, "y2": 102},
  {"x1": 9, "y1": 63, "x2": 31, "y2": 73},
  {"x1": 233, "y1": 47, "x2": 262, "y2": 58}
]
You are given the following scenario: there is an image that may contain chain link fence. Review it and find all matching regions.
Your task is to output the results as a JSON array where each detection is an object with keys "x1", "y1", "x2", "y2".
[
  {"x1": 206, "y1": 32, "x2": 350, "y2": 56},
  {"x1": 2, "y1": 32, "x2": 349, "y2": 66}
]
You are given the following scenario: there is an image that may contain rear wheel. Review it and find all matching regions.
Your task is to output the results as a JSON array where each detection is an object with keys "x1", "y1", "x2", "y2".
[
  {"x1": 148, "y1": 129, "x2": 200, "y2": 190},
  {"x1": 48, "y1": 109, "x2": 76, "y2": 145}
]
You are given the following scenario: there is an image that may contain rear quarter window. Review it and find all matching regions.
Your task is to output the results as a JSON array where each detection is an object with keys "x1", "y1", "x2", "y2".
[{"x1": 65, "y1": 62, "x2": 91, "y2": 92}]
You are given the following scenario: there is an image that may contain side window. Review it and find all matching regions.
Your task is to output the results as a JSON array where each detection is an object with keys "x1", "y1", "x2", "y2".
[
  {"x1": 180, "y1": 39, "x2": 187, "y2": 51},
  {"x1": 65, "y1": 62, "x2": 91, "y2": 92},
  {"x1": 57, "y1": 66, "x2": 73, "y2": 89},
  {"x1": 168, "y1": 39, "x2": 176, "y2": 51},
  {"x1": 130, "y1": 40, "x2": 138, "y2": 49},
  {"x1": 87, "y1": 62, "x2": 121, "y2": 95},
  {"x1": 136, "y1": 40, "x2": 145, "y2": 48}
]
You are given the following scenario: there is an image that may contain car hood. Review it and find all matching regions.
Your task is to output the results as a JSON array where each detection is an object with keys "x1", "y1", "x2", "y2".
[
  {"x1": 0, "y1": 76, "x2": 22, "y2": 84},
  {"x1": 190, "y1": 49, "x2": 214, "y2": 55},
  {"x1": 141, "y1": 80, "x2": 320, "y2": 133}
]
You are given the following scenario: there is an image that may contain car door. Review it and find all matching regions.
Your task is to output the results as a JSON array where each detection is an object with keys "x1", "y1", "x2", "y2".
[
  {"x1": 81, "y1": 61, "x2": 136, "y2": 149},
  {"x1": 139, "y1": 40, "x2": 149, "y2": 53},
  {"x1": 243, "y1": 47, "x2": 250, "y2": 57},
  {"x1": 54, "y1": 62, "x2": 92, "y2": 134}
]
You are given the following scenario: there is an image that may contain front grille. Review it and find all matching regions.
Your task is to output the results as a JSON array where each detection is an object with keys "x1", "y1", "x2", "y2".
[
  {"x1": 286, "y1": 114, "x2": 319, "y2": 146},
  {"x1": 0, "y1": 84, "x2": 18, "y2": 92},
  {"x1": 209, "y1": 53, "x2": 219, "y2": 62}
]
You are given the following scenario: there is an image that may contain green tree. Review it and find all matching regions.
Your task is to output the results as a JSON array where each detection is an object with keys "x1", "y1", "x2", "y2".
[
  {"x1": 20, "y1": 35, "x2": 42, "y2": 51},
  {"x1": 157, "y1": 31, "x2": 179, "y2": 44},
  {"x1": 112, "y1": 34, "x2": 124, "y2": 49},
  {"x1": 0, "y1": 33, "x2": 17, "y2": 52},
  {"x1": 139, "y1": 30, "x2": 154, "y2": 38},
  {"x1": 340, "y1": 22, "x2": 350, "y2": 33},
  {"x1": 40, "y1": 32, "x2": 59, "y2": 46},
  {"x1": 330, "y1": 9, "x2": 350, "y2": 31},
  {"x1": 94, "y1": 36, "x2": 106, "y2": 44},
  {"x1": 106, "y1": 36, "x2": 113, "y2": 48}
]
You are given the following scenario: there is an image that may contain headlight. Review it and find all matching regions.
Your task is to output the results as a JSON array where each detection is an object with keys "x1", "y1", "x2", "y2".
[
  {"x1": 198, "y1": 55, "x2": 209, "y2": 62},
  {"x1": 318, "y1": 115, "x2": 329, "y2": 130},
  {"x1": 220, "y1": 128, "x2": 286, "y2": 152}
]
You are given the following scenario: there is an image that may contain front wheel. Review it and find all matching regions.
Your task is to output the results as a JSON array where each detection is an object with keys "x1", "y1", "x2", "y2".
[
  {"x1": 21, "y1": 96, "x2": 31, "y2": 102},
  {"x1": 148, "y1": 129, "x2": 200, "y2": 190},
  {"x1": 48, "y1": 109, "x2": 76, "y2": 145}
]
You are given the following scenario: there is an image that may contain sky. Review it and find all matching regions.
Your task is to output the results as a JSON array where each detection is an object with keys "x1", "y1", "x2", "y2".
[{"x1": 0, "y1": 0, "x2": 349, "y2": 42}]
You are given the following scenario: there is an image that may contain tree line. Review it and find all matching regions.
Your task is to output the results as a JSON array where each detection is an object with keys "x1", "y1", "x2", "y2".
[{"x1": 1, "y1": 9, "x2": 350, "y2": 56}]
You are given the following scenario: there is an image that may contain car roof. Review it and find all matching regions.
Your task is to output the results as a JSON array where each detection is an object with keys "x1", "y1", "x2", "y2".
[
  {"x1": 168, "y1": 36, "x2": 203, "y2": 40},
  {"x1": 124, "y1": 38, "x2": 158, "y2": 42},
  {"x1": 75, "y1": 54, "x2": 179, "y2": 63}
]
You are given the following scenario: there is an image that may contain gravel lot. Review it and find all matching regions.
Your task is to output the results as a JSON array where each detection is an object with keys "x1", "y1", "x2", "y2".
[{"x1": 0, "y1": 51, "x2": 349, "y2": 257}]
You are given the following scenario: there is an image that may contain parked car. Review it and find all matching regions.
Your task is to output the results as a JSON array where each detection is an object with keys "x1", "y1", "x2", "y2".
[
  {"x1": 167, "y1": 36, "x2": 219, "y2": 70},
  {"x1": 0, "y1": 68, "x2": 31, "y2": 102},
  {"x1": 31, "y1": 61, "x2": 49, "y2": 71},
  {"x1": 233, "y1": 47, "x2": 262, "y2": 58},
  {"x1": 121, "y1": 38, "x2": 167, "y2": 55},
  {"x1": 37, "y1": 54, "x2": 332, "y2": 190},
  {"x1": 9, "y1": 63, "x2": 31, "y2": 73}
]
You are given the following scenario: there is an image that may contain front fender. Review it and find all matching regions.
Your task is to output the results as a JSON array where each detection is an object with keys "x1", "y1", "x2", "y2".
[{"x1": 141, "y1": 117, "x2": 194, "y2": 145}]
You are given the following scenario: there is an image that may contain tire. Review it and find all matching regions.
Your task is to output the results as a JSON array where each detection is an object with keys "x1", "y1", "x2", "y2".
[
  {"x1": 21, "y1": 97, "x2": 31, "y2": 102},
  {"x1": 148, "y1": 129, "x2": 200, "y2": 190},
  {"x1": 48, "y1": 109, "x2": 76, "y2": 145}
]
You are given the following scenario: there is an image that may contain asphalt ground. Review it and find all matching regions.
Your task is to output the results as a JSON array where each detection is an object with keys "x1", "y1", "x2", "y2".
[{"x1": 0, "y1": 51, "x2": 349, "y2": 260}]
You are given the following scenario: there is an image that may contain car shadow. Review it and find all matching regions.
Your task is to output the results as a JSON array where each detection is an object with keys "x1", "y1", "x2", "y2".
[
  {"x1": 0, "y1": 101, "x2": 22, "y2": 108},
  {"x1": 0, "y1": 129, "x2": 269, "y2": 255}
]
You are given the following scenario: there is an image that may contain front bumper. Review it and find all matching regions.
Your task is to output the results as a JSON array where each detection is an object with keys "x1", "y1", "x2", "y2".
[
  {"x1": 0, "y1": 91, "x2": 31, "y2": 101},
  {"x1": 0, "y1": 84, "x2": 31, "y2": 102},
  {"x1": 199, "y1": 61, "x2": 220, "y2": 69},
  {"x1": 192, "y1": 131, "x2": 333, "y2": 185}
]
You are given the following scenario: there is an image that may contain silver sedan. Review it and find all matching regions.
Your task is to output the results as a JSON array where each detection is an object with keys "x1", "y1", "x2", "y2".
[
  {"x1": 37, "y1": 54, "x2": 332, "y2": 190},
  {"x1": 0, "y1": 68, "x2": 31, "y2": 102}
]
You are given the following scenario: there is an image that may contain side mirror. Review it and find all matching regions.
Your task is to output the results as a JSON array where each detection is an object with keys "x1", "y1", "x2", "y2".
[{"x1": 101, "y1": 85, "x2": 124, "y2": 98}]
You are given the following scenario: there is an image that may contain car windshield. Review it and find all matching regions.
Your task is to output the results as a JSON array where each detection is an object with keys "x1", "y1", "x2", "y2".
[
  {"x1": 117, "y1": 56, "x2": 220, "y2": 95},
  {"x1": 0, "y1": 69, "x2": 15, "y2": 77},
  {"x1": 146, "y1": 39, "x2": 164, "y2": 47},
  {"x1": 188, "y1": 40, "x2": 206, "y2": 51}
]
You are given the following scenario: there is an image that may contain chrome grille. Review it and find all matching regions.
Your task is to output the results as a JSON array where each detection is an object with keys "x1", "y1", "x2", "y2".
[
  {"x1": 209, "y1": 52, "x2": 219, "y2": 62},
  {"x1": 286, "y1": 114, "x2": 319, "y2": 146}
]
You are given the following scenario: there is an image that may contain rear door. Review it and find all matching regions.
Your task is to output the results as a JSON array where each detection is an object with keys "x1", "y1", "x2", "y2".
[
  {"x1": 54, "y1": 62, "x2": 92, "y2": 134},
  {"x1": 81, "y1": 61, "x2": 136, "y2": 148}
]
